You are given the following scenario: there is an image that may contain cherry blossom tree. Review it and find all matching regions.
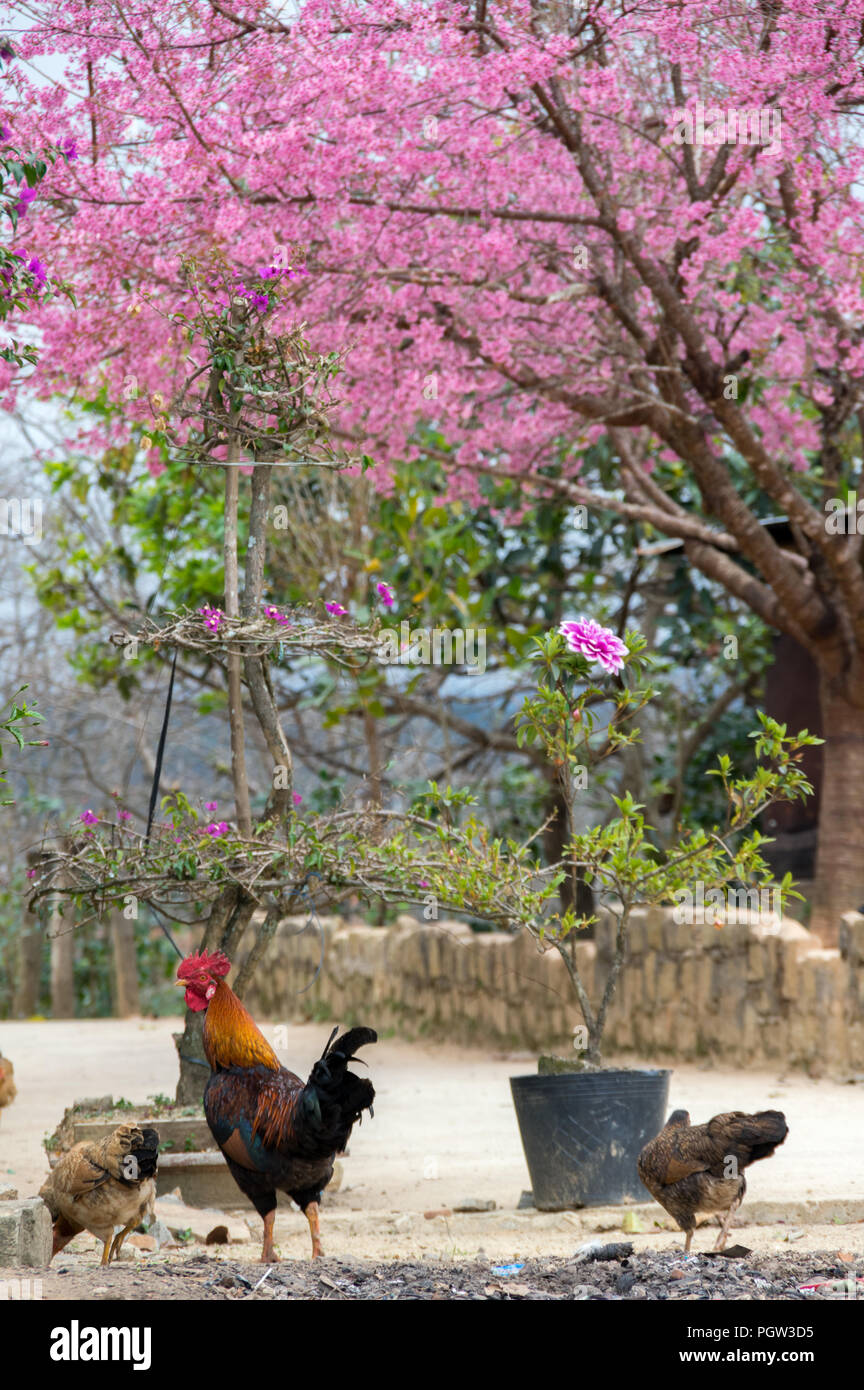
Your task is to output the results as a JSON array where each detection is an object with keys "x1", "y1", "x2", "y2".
[{"x1": 6, "y1": 0, "x2": 864, "y2": 934}]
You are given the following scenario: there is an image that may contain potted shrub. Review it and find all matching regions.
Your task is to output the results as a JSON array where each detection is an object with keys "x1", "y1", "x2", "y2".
[{"x1": 509, "y1": 621, "x2": 817, "y2": 1209}]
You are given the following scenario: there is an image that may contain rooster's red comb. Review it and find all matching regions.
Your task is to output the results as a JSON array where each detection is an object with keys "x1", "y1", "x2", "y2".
[{"x1": 177, "y1": 949, "x2": 231, "y2": 981}]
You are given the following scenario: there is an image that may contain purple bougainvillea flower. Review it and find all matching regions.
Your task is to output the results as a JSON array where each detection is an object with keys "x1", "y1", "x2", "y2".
[
  {"x1": 80, "y1": 809, "x2": 98, "y2": 826},
  {"x1": 26, "y1": 255, "x2": 47, "y2": 289},
  {"x1": 26, "y1": 867, "x2": 37, "y2": 879},
  {"x1": 292, "y1": 792, "x2": 302, "y2": 805},
  {"x1": 559, "y1": 618, "x2": 629, "y2": 675},
  {"x1": 204, "y1": 801, "x2": 218, "y2": 812},
  {"x1": 375, "y1": 581, "x2": 395, "y2": 608},
  {"x1": 59, "y1": 136, "x2": 78, "y2": 161},
  {"x1": 206, "y1": 821, "x2": 229, "y2": 837},
  {"x1": 325, "y1": 601, "x2": 348, "y2": 616},
  {"x1": 419, "y1": 880, "x2": 429, "y2": 888},
  {"x1": 15, "y1": 185, "x2": 36, "y2": 215},
  {"x1": 200, "y1": 603, "x2": 223, "y2": 632},
  {"x1": 117, "y1": 809, "x2": 132, "y2": 822},
  {"x1": 0, "y1": 123, "x2": 11, "y2": 142}
]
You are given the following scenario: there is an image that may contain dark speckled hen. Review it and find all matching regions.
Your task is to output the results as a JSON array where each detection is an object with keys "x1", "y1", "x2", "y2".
[
  {"x1": 177, "y1": 949, "x2": 375, "y2": 1261},
  {"x1": 638, "y1": 1109, "x2": 788, "y2": 1253}
]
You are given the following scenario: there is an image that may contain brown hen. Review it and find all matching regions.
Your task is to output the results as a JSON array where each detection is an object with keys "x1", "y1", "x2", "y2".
[
  {"x1": 39, "y1": 1123, "x2": 159, "y2": 1265},
  {"x1": 0, "y1": 1053, "x2": 16, "y2": 1112},
  {"x1": 638, "y1": 1108, "x2": 788, "y2": 1253}
]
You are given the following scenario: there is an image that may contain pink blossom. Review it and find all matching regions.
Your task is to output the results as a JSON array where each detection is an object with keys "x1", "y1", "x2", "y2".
[
  {"x1": 204, "y1": 801, "x2": 218, "y2": 812},
  {"x1": 559, "y1": 619, "x2": 629, "y2": 675},
  {"x1": 292, "y1": 792, "x2": 302, "y2": 805},
  {"x1": 26, "y1": 867, "x2": 37, "y2": 878},
  {"x1": 375, "y1": 581, "x2": 395, "y2": 608},
  {"x1": 200, "y1": 604, "x2": 223, "y2": 632},
  {"x1": 325, "y1": 601, "x2": 348, "y2": 616},
  {"x1": 80, "y1": 809, "x2": 98, "y2": 826},
  {"x1": 117, "y1": 809, "x2": 132, "y2": 821},
  {"x1": 206, "y1": 821, "x2": 229, "y2": 836}
]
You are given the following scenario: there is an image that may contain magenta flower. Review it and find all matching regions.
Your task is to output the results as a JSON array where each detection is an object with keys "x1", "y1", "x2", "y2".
[
  {"x1": 15, "y1": 185, "x2": 36, "y2": 215},
  {"x1": 117, "y1": 809, "x2": 132, "y2": 822},
  {"x1": 206, "y1": 821, "x2": 229, "y2": 837},
  {"x1": 325, "y1": 601, "x2": 348, "y2": 616},
  {"x1": 292, "y1": 792, "x2": 302, "y2": 806},
  {"x1": 376, "y1": 581, "x2": 395, "y2": 608},
  {"x1": 419, "y1": 880, "x2": 429, "y2": 888},
  {"x1": 26, "y1": 255, "x2": 48, "y2": 289},
  {"x1": 26, "y1": 867, "x2": 37, "y2": 879},
  {"x1": 80, "y1": 809, "x2": 98, "y2": 826},
  {"x1": 59, "y1": 136, "x2": 78, "y2": 162},
  {"x1": 558, "y1": 618, "x2": 629, "y2": 675},
  {"x1": 200, "y1": 604, "x2": 223, "y2": 632},
  {"x1": 204, "y1": 801, "x2": 218, "y2": 812}
]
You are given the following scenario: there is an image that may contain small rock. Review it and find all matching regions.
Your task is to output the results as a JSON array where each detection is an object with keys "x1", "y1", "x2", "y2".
[
  {"x1": 147, "y1": 1218, "x2": 177, "y2": 1251},
  {"x1": 453, "y1": 1198, "x2": 496, "y2": 1213},
  {"x1": 393, "y1": 1215, "x2": 414, "y2": 1232},
  {"x1": 423, "y1": 1208, "x2": 453, "y2": 1220},
  {"x1": 205, "y1": 1225, "x2": 229, "y2": 1245},
  {"x1": 0, "y1": 1184, "x2": 18, "y2": 1202},
  {"x1": 127, "y1": 1233, "x2": 156, "y2": 1252}
]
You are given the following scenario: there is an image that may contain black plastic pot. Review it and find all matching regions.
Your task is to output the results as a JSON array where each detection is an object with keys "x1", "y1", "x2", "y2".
[{"x1": 510, "y1": 1068, "x2": 670, "y2": 1209}]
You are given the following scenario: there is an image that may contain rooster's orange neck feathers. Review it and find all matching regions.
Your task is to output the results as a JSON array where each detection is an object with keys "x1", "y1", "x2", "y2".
[{"x1": 203, "y1": 980, "x2": 280, "y2": 1072}]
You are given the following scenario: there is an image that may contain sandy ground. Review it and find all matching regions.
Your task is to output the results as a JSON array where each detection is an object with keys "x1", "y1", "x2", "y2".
[{"x1": 1, "y1": 1017, "x2": 863, "y2": 1267}]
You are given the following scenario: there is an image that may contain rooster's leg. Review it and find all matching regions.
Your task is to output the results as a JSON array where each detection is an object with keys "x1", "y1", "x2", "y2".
[
  {"x1": 305, "y1": 1201, "x2": 324, "y2": 1258},
  {"x1": 261, "y1": 1208, "x2": 278, "y2": 1263},
  {"x1": 99, "y1": 1237, "x2": 113, "y2": 1266},
  {"x1": 713, "y1": 1197, "x2": 741, "y2": 1252},
  {"x1": 684, "y1": 1229, "x2": 693, "y2": 1255}
]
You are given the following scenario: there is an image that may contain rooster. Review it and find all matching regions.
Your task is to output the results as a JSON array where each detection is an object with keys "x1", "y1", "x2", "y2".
[
  {"x1": 638, "y1": 1108, "x2": 788, "y2": 1253},
  {"x1": 177, "y1": 948, "x2": 376, "y2": 1261},
  {"x1": 39, "y1": 1123, "x2": 160, "y2": 1265}
]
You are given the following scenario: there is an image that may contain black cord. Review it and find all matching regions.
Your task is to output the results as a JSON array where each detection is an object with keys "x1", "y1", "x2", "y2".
[{"x1": 144, "y1": 648, "x2": 178, "y2": 847}]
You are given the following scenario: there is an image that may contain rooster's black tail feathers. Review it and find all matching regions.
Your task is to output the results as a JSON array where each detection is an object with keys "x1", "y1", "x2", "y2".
[{"x1": 305, "y1": 1026, "x2": 377, "y2": 1138}]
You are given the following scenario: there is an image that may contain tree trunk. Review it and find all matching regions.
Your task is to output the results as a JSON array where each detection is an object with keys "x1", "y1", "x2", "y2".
[
  {"x1": 173, "y1": 1010, "x2": 210, "y2": 1105},
  {"x1": 13, "y1": 912, "x2": 44, "y2": 1017},
  {"x1": 50, "y1": 909, "x2": 75, "y2": 1018},
  {"x1": 810, "y1": 679, "x2": 864, "y2": 945},
  {"x1": 109, "y1": 913, "x2": 141, "y2": 1017}
]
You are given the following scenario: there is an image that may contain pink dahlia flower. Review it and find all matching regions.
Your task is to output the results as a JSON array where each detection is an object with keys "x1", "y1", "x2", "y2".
[{"x1": 559, "y1": 618, "x2": 628, "y2": 675}]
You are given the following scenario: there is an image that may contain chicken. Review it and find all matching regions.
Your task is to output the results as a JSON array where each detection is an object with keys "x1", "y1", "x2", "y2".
[
  {"x1": 0, "y1": 1053, "x2": 16, "y2": 1112},
  {"x1": 637, "y1": 1108, "x2": 788, "y2": 1253},
  {"x1": 39, "y1": 1124, "x2": 159, "y2": 1265},
  {"x1": 177, "y1": 948, "x2": 376, "y2": 1261}
]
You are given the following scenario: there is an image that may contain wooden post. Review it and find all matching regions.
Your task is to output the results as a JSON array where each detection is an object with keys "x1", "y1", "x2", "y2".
[{"x1": 109, "y1": 911, "x2": 141, "y2": 1017}]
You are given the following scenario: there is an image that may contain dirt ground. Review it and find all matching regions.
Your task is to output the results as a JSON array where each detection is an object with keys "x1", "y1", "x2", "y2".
[
  {"x1": 1, "y1": 1016, "x2": 863, "y2": 1290},
  {"x1": 3, "y1": 1249, "x2": 862, "y2": 1301}
]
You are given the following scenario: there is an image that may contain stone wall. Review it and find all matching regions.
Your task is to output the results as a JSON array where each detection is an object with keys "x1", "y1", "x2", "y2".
[{"x1": 244, "y1": 907, "x2": 864, "y2": 1073}]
